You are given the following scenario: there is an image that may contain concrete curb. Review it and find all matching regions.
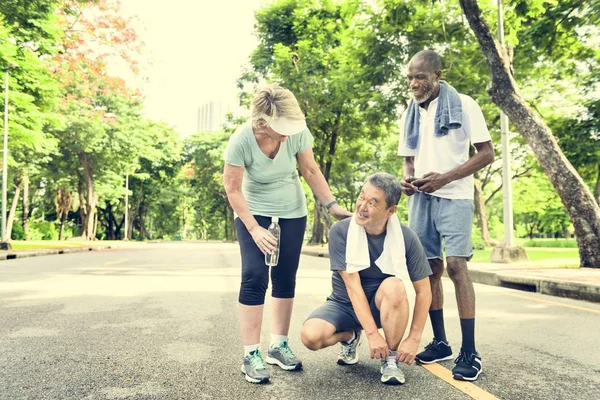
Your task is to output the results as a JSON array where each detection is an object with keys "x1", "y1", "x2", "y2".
[
  {"x1": 301, "y1": 249, "x2": 600, "y2": 303},
  {"x1": 0, "y1": 246, "x2": 111, "y2": 261}
]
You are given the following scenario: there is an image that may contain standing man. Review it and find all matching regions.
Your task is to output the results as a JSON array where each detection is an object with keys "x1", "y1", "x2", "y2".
[{"x1": 397, "y1": 50, "x2": 494, "y2": 381}]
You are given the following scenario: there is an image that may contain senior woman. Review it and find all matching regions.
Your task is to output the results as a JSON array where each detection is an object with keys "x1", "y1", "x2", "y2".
[{"x1": 223, "y1": 84, "x2": 351, "y2": 384}]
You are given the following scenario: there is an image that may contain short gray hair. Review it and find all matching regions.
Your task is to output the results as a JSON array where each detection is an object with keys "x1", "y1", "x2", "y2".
[
  {"x1": 251, "y1": 84, "x2": 305, "y2": 128},
  {"x1": 365, "y1": 173, "x2": 402, "y2": 208},
  {"x1": 411, "y1": 50, "x2": 443, "y2": 73}
]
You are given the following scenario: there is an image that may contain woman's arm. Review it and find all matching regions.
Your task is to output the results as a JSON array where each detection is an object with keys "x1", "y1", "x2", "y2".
[
  {"x1": 296, "y1": 148, "x2": 352, "y2": 220},
  {"x1": 223, "y1": 163, "x2": 276, "y2": 253}
]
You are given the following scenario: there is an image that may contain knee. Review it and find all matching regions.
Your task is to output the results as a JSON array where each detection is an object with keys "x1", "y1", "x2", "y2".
[
  {"x1": 446, "y1": 258, "x2": 468, "y2": 281},
  {"x1": 381, "y1": 278, "x2": 407, "y2": 307},
  {"x1": 271, "y1": 278, "x2": 296, "y2": 299},
  {"x1": 239, "y1": 273, "x2": 268, "y2": 305},
  {"x1": 300, "y1": 324, "x2": 324, "y2": 351},
  {"x1": 429, "y1": 259, "x2": 444, "y2": 280}
]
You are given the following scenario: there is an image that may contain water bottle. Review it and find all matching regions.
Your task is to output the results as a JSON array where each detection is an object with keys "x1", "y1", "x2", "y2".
[{"x1": 265, "y1": 217, "x2": 280, "y2": 267}]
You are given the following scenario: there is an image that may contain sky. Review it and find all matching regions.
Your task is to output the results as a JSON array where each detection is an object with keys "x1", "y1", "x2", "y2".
[{"x1": 118, "y1": 0, "x2": 266, "y2": 135}]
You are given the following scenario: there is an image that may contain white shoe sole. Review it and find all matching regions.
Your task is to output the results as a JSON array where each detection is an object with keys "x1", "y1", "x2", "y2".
[
  {"x1": 337, "y1": 357, "x2": 358, "y2": 365},
  {"x1": 266, "y1": 356, "x2": 302, "y2": 371},
  {"x1": 381, "y1": 375, "x2": 406, "y2": 385},
  {"x1": 241, "y1": 365, "x2": 269, "y2": 384},
  {"x1": 380, "y1": 367, "x2": 405, "y2": 385},
  {"x1": 416, "y1": 354, "x2": 454, "y2": 364}
]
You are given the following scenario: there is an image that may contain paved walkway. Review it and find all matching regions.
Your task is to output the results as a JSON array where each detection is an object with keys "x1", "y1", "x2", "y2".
[
  {"x1": 2, "y1": 241, "x2": 598, "y2": 303},
  {"x1": 301, "y1": 245, "x2": 600, "y2": 303}
]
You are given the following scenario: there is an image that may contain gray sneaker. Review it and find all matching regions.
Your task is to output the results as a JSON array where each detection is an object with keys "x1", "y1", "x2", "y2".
[
  {"x1": 266, "y1": 341, "x2": 302, "y2": 371},
  {"x1": 241, "y1": 350, "x2": 270, "y2": 384},
  {"x1": 380, "y1": 358, "x2": 406, "y2": 385},
  {"x1": 337, "y1": 330, "x2": 361, "y2": 365}
]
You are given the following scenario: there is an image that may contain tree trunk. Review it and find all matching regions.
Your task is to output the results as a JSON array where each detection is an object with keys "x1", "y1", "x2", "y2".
[
  {"x1": 103, "y1": 202, "x2": 115, "y2": 240},
  {"x1": 6, "y1": 183, "x2": 21, "y2": 240},
  {"x1": 59, "y1": 218, "x2": 66, "y2": 241},
  {"x1": 22, "y1": 173, "x2": 29, "y2": 240},
  {"x1": 93, "y1": 210, "x2": 98, "y2": 239},
  {"x1": 309, "y1": 122, "x2": 339, "y2": 245},
  {"x1": 56, "y1": 187, "x2": 72, "y2": 241},
  {"x1": 309, "y1": 206, "x2": 325, "y2": 244},
  {"x1": 309, "y1": 197, "x2": 332, "y2": 245},
  {"x1": 594, "y1": 164, "x2": 600, "y2": 205},
  {"x1": 472, "y1": 147, "x2": 497, "y2": 246},
  {"x1": 474, "y1": 178, "x2": 498, "y2": 246},
  {"x1": 130, "y1": 180, "x2": 144, "y2": 240},
  {"x1": 77, "y1": 177, "x2": 86, "y2": 237},
  {"x1": 79, "y1": 153, "x2": 98, "y2": 240},
  {"x1": 459, "y1": 0, "x2": 600, "y2": 268},
  {"x1": 138, "y1": 201, "x2": 147, "y2": 239}
]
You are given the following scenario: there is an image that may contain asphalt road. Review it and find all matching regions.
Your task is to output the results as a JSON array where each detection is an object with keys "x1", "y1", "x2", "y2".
[{"x1": 0, "y1": 242, "x2": 599, "y2": 400}]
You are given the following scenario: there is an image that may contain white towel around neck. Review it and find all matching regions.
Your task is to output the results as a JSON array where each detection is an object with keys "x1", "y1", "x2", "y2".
[{"x1": 345, "y1": 213, "x2": 409, "y2": 281}]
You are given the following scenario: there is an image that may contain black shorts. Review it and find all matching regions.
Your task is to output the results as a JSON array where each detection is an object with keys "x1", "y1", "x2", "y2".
[{"x1": 306, "y1": 296, "x2": 382, "y2": 333}]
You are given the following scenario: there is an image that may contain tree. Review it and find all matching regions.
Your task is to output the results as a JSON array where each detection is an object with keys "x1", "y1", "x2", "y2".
[
  {"x1": 243, "y1": 0, "x2": 396, "y2": 243},
  {"x1": 47, "y1": 0, "x2": 144, "y2": 239},
  {"x1": 0, "y1": 3, "x2": 63, "y2": 240},
  {"x1": 185, "y1": 131, "x2": 233, "y2": 241},
  {"x1": 459, "y1": 0, "x2": 600, "y2": 267}
]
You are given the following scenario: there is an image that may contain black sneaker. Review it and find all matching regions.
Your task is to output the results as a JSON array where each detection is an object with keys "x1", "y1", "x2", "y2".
[
  {"x1": 452, "y1": 350, "x2": 482, "y2": 381},
  {"x1": 415, "y1": 339, "x2": 453, "y2": 364}
]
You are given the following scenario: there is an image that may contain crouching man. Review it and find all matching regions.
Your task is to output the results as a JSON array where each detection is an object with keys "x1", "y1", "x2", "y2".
[{"x1": 300, "y1": 173, "x2": 432, "y2": 385}]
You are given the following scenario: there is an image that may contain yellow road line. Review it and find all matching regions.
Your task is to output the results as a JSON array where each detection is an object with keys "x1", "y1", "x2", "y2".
[
  {"x1": 103, "y1": 259, "x2": 128, "y2": 267},
  {"x1": 506, "y1": 293, "x2": 600, "y2": 314},
  {"x1": 421, "y1": 363, "x2": 499, "y2": 400}
]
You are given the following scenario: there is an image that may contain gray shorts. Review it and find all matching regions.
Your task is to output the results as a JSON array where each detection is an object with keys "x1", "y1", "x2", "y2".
[
  {"x1": 306, "y1": 297, "x2": 382, "y2": 333},
  {"x1": 407, "y1": 191, "x2": 474, "y2": 260}
]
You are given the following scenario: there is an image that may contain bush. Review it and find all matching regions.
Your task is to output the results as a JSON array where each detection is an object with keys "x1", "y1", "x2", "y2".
[
  {"x1": 11, "y1": 223, "x2": 25, "y2": 240},
  {"x1": 471, "y1": 226, "x2": 486, "y2": 250},
  {"x1": 29, "y1": 221, "x2": 59, "y2": 240}
]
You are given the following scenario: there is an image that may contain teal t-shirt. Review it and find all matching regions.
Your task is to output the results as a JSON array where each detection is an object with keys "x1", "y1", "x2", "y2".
[{"x1": 224, "y1": 122, "x2": 314, "y2": 219}]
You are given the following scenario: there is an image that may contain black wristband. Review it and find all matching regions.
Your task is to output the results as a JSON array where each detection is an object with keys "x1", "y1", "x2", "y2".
[{"x1": 325, "y1": 200, "x2": 338, "y2": 210}]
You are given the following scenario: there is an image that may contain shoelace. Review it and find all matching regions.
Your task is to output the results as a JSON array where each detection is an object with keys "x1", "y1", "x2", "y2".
[
  {"x1": 455, "y1": 351, "x2": 476, "y2": 365},
  {"x1": 339, "y1": 342, "x2": 353, "y2": 357},
  {"x1": 424, "y1": 340, "x2": 439, "y2": 351},
  {"x1": 277, "y1": 342, "x2": 296, "y2": 360},
  {"x1": 383, "y1": 357, "x2": 399, "y2": 370},
  {"x1": 249, "y1": 351, "x2": 267, "y2": 370}
]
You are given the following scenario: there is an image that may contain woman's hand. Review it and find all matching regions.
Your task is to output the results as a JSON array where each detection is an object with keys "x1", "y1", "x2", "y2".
[
  {"x1": 249, "y1": 225, "x2": 278, "y2": 255},
  {"x1": 329, "y1": 204, "x2": 353, "y2": 220}
]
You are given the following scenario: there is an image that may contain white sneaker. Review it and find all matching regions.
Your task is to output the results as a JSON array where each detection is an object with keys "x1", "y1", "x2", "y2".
[
  {"x1": 337, "y1": 330, "x2": 362, "y2": 365},
  {"x1": 380, "y1": 358, "x2": 406, "y2": 385}
]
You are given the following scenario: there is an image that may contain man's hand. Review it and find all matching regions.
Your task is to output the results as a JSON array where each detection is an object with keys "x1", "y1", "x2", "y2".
[
  {"x1": 366, "y1": 331, "x2": 389, "y2": 359},
  {"x1": 412, "y1": 172, "x2": 449, "y2": 193},
  {"x1": 400, "y1": 176, "x2": 417, "y2": 196},
  {"x1": 397, "y1": 337, "x2": 420, "y2": 365}
]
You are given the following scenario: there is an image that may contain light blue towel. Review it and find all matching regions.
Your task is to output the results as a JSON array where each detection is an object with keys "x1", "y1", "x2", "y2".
[{"x1": 404, "y1": 80, "x2": 463, "y2": 150}]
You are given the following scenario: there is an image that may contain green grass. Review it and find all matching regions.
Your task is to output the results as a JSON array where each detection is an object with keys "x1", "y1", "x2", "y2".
[
  {"x1": 471, "y1": 247, "x2": 580, "y2": 267},
  {"x1": 10, "y1": 243, "x2": 81, "y2": 250},
  {"x1": 7, "y1": 240, "x2": 142, "y2": 251},
  {"x1": 516, "y1": 238, "x2": 578, "y2": 248}
]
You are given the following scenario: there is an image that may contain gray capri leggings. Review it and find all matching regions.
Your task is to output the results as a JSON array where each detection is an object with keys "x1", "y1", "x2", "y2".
[{"x1": 235, "y1": 215, "x2": 307, "y2": 306}]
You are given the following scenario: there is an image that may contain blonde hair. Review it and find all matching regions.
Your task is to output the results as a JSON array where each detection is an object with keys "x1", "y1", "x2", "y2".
[{"x1": 251, "y1": 84, "x2": 305, "y2": 128}]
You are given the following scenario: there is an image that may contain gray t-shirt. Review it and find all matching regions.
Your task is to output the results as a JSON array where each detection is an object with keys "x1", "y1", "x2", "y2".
[
  {"x1": 327, "y1": 218, "x2": 432, "y2": 304},
  {"x1": 224, "y1": 122, "x2": 313, "y2": 219}
]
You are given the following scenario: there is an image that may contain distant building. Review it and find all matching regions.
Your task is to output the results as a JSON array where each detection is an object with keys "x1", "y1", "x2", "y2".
[{"x1": 197, "y1": 101, "x2": 247, "y2": 132}]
